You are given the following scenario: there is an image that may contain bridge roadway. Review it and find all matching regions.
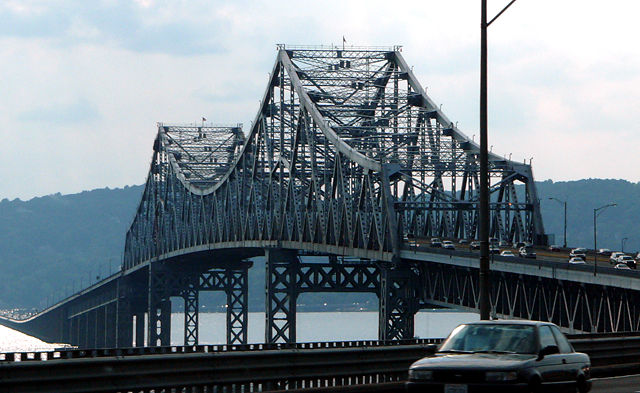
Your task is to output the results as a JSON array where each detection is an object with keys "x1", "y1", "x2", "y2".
[{"x1": 2, "y1": 242, "x2": 640, "y2": 350}]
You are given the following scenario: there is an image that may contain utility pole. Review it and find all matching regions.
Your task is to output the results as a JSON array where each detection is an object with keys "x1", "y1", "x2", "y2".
[
  {"x1": 593, "y1": 203, "x2": 616, "y2": 276},
  {"x1": 479, "y1": 0, "x2": 518, "y2": 320}
]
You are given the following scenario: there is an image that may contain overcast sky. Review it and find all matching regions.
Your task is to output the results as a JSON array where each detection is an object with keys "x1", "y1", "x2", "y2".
[{"x1": 1, "y1": 0, "x2": 639, "y2": 201}]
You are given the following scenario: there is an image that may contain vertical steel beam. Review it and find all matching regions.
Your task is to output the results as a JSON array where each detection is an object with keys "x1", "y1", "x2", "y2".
[
  {"x1": 184, "y1": 288, "x2": 199, "y2": 346},
  {"x1": 379, "y1": 264, "x2": 418, "y2": 341},
  {"x1": 115, "y1": 298, "x2": 132, "y2": 348},
  {"x1": 148, "y1": 264, "x2": 171, "y2": 347},
  {"x1": 96, "y1": 306, "x2": 106, "y2": 348},
  {"x1": 134, "y1": 312, "x2": 146, "y2": 347},
  {"x1": 226, "y1": 267, "x2": 249, "y2": 345},
  {"x1": 265, "y1": 249, "x2": 298, "y2": 343}
]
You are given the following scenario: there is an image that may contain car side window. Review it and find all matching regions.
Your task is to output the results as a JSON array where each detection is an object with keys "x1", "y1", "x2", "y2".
[
  {"x1": 538, "y1": 326, "x2": 557, "y2": 349},
  {"x1": 550, "y1": 326, "x2": 574, "y2": 353}
]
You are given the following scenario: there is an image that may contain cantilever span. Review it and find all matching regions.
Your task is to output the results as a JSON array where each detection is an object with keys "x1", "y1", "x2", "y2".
[
  {"x1": 5, "y1": 46, "x2": 582, "y2": 350},
  {"x1": 124, "y1": 46, "x2": 546, "y2": 271}
]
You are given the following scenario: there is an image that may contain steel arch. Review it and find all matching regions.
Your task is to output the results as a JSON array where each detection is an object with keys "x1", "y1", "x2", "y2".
[{"x1": 123, "y1": 46, "x2": 546, "y2": 270}]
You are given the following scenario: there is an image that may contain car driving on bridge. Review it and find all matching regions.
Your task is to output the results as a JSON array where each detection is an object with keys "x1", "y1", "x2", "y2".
[
  {"x1": 616, "y1": 255, "x2": 636, "y2": 269},
  {"x1": 610, "y1": 252, "x2": 625, "y2": 264},
  {"x1": 519, "y1": 246, "x2": 537, "y2": 259},
  {"x1": 570, "y1": 248, "x2": 587, "y2": 260},
  {"x1": 406, "y1": 320, "x2": 591, "y2": 393},
  {"x1": 569, "y1": 257, "x2": 586, "y2": 265},
  {"x1": 442, "y1": 240, "x2": 456, "y2": 250}
]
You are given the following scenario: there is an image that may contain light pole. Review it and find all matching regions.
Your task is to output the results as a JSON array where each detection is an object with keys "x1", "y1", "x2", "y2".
[
  {"x1": 548, "y1": 197, "x2": 567, "y2": 248},
  {"x1": 622, "y1": 237, "x2": 628, "y2": 253},
  {"x1": 479, "y1": 0, "x2": 518, "y2": 320},
  {"x1": 593, "y1": 203, "x2": 616, "y2": 275}
]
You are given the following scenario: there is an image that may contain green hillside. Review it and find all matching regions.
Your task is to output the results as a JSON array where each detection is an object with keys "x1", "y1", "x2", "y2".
[{"x1": 1, "y1": 178, "x2": 638, "y2": 310}]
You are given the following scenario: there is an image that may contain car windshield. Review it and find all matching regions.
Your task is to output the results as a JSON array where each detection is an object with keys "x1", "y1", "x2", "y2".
[{"x1": 439, "y1": 324, "x2": 537, "y2": 354}]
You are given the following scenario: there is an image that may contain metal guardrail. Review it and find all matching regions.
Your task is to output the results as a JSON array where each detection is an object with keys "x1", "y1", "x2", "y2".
[
  {"x1": 0, "y1": 338, "x2": 440, "y2": 362},
  {"x1": 0, "y1": 339, "x2": 438, "y2": 393},
  {"x1": 1, "y1": 335, "x2": 640, "y2": 392}
]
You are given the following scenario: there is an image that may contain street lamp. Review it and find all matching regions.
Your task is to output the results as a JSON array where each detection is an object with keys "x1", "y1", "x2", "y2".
[
  {"x1": 622, "y1": 237, "x2": 628, "y2": 253},
  {"x1": 548, "y1": 197, "x2": 567, "y2": 248},
  {"x1": 479, "y1": 0, "x2": 518, "y2": 320},
  {"x1": 593, "y1": 203, "x2": 616, "y2": 275},
  {"x1": 479, "y1": 0, "x2": 491, "y2": 321}
]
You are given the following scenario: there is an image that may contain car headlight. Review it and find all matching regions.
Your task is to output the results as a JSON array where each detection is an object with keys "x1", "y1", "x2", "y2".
[
  {"x1": 485, "y1": 371, "x2": 518, "y2": 381},
  {"x1": 408, "y1": 369, "x2": 433, "y2": 380}
]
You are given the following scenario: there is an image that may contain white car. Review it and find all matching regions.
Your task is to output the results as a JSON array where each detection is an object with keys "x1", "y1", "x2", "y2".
[
  {"x1": 610, "y1": 252, "x2": 625, "y2": 264},
  {"x1": 617, "y1": 255, "x2": 636, "y2": 268},
  {"x1": 615, "y1": 263, "x2": 631, "y2": 270},
  {"x1": 499, "y1": 250, "x2": 515, "y2": 257},
  {"x1": 598, "y1": 248, "x2": 612, "y2": 255},
  {"x1": 442, "y1": 240, "x2": 455, "y2": 250},
  {"x1": 570, "y1": 248, "x2": 587, "y2": 260},
  {"x1": 569, "y1": 257, "x2": 586, "y2": 264}
]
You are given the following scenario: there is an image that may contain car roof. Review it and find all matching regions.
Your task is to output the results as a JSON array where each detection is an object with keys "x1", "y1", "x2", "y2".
[{"x1": 463, "y1": 320, "x2": 554, "y2": 327}]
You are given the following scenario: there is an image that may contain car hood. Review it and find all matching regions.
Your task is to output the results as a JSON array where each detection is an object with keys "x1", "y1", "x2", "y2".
[{"x1": 410, "y1": 353, "x2": 536, "y2": 370}]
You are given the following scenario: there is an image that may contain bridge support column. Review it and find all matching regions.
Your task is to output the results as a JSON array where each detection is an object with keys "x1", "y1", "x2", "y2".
[
  {"x1": 116, "y1": 296, "x2": 133, "y2": 348},
  {"x1": 88, "y1": 310, "x2": 97, "y2": 348},
  {"x1": 379, "y1": 264, "x2": 418, "y2": 341},
  {"x1": 96, "y1": 307, "x2": 106, "y2": 348},
  {"x1": 183, "y1": 287, "x2": 199, "y2": 346},
  {"x1": 148, "y1": 265, "x2": 172, "y2": 347},
  {"x1": 265, "y1": 249, "x2": 298, "y2": 344},
  {"x1": 134, "y1": 312, "x2": 145, "y2": 347},
  {"x1": 105, "y1": 302, "x2": 117, "y2": 348},
  {"x1": 226, "y1": 267, "x2": 248, "y2": 345}
]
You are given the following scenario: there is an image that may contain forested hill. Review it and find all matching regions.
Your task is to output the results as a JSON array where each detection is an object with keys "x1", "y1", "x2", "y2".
[{"x1": 1, "y1": 178, "x2": 639, "y2": 309}]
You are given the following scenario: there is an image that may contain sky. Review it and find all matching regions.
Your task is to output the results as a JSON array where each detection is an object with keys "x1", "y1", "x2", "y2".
[{"x1": 1, "y1": 0, "x2": 639, "y2": 201}]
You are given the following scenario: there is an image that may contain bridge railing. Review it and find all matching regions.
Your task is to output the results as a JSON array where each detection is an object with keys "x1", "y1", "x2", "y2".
[{"x1": 2, "y1": 335, "x2": 640, "y2": 392}]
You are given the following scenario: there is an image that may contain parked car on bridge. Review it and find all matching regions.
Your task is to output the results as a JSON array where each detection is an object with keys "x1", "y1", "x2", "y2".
[
  {"x1": 498, "y1": 240, "x2": 510, "y2": 248},
  {"x1": 570, "y1": 248, "x2": 587, "y2": 260},
  {"x1": 442, "y1": 240, "x2": 455, "y2": 250},
  {"x1": 489, "y1": 246, "x2": 501, "y2": 255},
  {"x1": 500, "y1": 250, "x2": 515, "y2": 257},
  {"x1": 406, "y1": 320, "x2": 592, "y2": 393},
  {"x1": 519, "y1": 246, "x2": 537, "y2": 259},
  {"x1": 569, "y1": 257, "x2": 586, "y2": 265},
  {"x1": 548, "y1": 244, "x2": 562, "y2": 252},
  {"x1": 470, "y1": 241, "x2": 481, "y2": 250},
  {"x1": 458, "y1": 239, "x2": 469, "y2": 245},
  {"x1": 430, "y1": 238, "x2": 443, "y2": 248},
  {"x1": 610, "y1": 252, "x2": 625, "y2": 264},
  {"x1": 614, "y1": 263, "x2": 631, "y2": 270}
]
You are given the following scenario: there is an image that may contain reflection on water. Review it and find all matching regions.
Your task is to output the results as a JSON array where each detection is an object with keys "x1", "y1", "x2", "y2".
[
  {"x1": 0, "y1": 310, "x2": 479, "y2": 352},
  {"x1": 169, "y1": 310, "x2": 479, "y2": 346}
]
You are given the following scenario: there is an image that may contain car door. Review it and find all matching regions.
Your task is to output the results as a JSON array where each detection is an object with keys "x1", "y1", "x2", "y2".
[
  {"x1": 551, "y1": 325, "x2": 583, "y2": 383},
  {"x1": 536, "y1": 325, "x2": 565, "y2": 387}
]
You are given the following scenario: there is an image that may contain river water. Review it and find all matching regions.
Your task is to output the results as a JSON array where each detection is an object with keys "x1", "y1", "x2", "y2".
[{"x1": 0, "y1": 310, "x2": 478, "y2": 352}]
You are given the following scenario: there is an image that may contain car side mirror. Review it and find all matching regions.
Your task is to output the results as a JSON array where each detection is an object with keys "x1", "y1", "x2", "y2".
[
  {"x1": 538, "y1": 345, "x2": 559, "y2": 359},
  {"x1": 425, "y1": 343, "x2": 438, "y2": 356}
]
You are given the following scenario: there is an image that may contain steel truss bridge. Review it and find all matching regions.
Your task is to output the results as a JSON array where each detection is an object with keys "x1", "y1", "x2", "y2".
[{"x1": 3, "y1": 46, "x2": 639, "y2": 350}]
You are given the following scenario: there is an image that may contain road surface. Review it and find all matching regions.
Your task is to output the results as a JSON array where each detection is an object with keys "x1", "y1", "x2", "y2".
[{"x1": 592, "y1": 374, "x2": 640, "y2": 392}]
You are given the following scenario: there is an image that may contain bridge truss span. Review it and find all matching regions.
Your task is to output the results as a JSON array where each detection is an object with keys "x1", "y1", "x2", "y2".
[{"x1": 124, "y1": 46, "x2": 546, "y2": 271}]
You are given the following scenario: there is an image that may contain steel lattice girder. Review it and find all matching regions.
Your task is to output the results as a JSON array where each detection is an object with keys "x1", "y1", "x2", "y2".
[
  {"x1": 122, "y1": 46, "x2": 547, "y2": 271},
  {"x1": 416, "y1": 261, "x2": 640, "y2": 333}
]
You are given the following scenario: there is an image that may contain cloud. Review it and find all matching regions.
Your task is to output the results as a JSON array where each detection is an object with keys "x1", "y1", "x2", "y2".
[
  {"x1": 0, "y1": 1, "x2": 229, "y2": 56},
  {"x1": 1, "y1": 0, "x2": 640, "y2": 201},
  {"x1": 17, "y1": 98, "x2": 101, "y2": 125}
]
